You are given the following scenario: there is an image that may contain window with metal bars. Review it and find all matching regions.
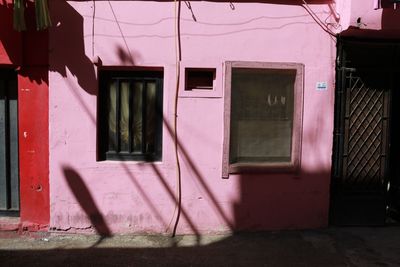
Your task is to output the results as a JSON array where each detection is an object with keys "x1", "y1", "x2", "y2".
[{"x1": 98, "y1": 70, "x2": 163, "y2": 161}]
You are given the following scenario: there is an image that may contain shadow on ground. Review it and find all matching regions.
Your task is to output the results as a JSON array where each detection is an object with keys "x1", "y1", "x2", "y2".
[{"x1": 1, "y1": 227, "x2": 400, "y2": 267}]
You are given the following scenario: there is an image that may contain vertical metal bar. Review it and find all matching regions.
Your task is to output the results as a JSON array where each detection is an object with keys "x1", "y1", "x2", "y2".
[
  {"x1": 342, "y1": 70, "x2": 352, "y2": 182},
  {"x1": 8, "y1": 78, "x2": 19, "y2": 210},
  {"x1": 5, "y1": 79, "x2": 11, "y2": 209},
  {"x1": 338, "y1": 41, "x2": 347, "y2": 188},
  {"x1": 332, "y1": 67, "x2": 342, "y2": 179},
  {"x1": 142, "y1": 80, "x2": 147, "y2": 154},
  {"x1": 332, "y1": 38, "x2": 344, "y2": 190},
  {"x1": 0, "y1": 79, "x2": 7, "y2": 210},
  {"x1": 156, "y1": 78, "x2": 163, "y2": 159},
  {"x1": 381, "y1": 81, "x2": 391, "y2": 189}
]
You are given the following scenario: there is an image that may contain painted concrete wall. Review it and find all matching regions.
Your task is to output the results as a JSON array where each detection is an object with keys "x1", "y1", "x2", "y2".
[
  {"x1": 0, "y1": 0, "x2": 49, "y2": 229},
  {"x1": 338, "y1": 0, "x2": 400, "y2": 37},
  {"x1": 49, "y1": 0, "x2": 339, "y2": 234}
]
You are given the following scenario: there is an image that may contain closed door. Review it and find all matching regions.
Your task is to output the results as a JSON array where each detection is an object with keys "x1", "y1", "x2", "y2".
[{"x1": 0, "y1": 70, "x2": 19, "y2": 215}]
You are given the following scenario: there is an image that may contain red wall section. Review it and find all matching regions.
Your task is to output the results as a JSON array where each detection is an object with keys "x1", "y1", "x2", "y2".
[
  {"x1": 18, "y1": 68, "x2": 49, "y2": 227},
  {"x1": 0, "y1": 0, "x2": 49, "y2": 228},
  {"x1": 18, "y1": 2, "x2": 50, "y2": 228},
  {"x1": 0, "y1": 0, "x2": 22, "y2": 65}
]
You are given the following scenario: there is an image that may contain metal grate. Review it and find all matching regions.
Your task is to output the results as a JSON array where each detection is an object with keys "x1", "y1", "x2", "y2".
[{"x1": 341, "y1": 71, "x2": 389, "y2": 193}]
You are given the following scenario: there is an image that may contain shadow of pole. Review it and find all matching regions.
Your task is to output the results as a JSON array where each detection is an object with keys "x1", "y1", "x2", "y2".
[
  {"x1": 48, "y1": 0, "x2": 302, "y2": 240},
  {"x1": 62, "y1": 166, "x2": 113, "y2": 244}
]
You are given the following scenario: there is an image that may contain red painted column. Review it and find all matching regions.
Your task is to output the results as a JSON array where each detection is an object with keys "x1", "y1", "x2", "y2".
[
  {"x1": 18, "y1": 3, "x2": 50, "y2": 229},
  {"x1": 0, "y1": 0, "x2": 50, "y2": 229},
  {"x1": 18, "y1": 69, "x2": 49, "y2": 228}
]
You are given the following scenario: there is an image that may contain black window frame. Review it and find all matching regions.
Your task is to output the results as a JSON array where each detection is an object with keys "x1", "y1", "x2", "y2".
[{"x1": 98, "y1": 70, "x2": 163, "y2": 161}]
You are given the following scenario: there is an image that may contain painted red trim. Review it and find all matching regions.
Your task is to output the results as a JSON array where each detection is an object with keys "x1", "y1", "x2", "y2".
[{"x1": 222, "y1": 61, "x2": 304, "y2": 178}]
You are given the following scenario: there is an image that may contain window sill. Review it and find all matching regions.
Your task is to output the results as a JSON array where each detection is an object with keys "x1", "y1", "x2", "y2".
[
  {"x1": 95, "y1": 159, "x2": 165, "y2": 167},
  {"x1": 228, "y1": 162, "x2": 299, "y2": 174}
]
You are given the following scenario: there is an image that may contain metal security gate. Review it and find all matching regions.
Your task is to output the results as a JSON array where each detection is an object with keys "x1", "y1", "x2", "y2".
[
  {"x1": 331, "y1": 68, "x2": 390, "y2": 225},
  {"x1": 330, "y1": 39, "x2": 400, "y2": 225},
  {"x1": 0, "y1": 70, "x2": 19, "y2": 216}
]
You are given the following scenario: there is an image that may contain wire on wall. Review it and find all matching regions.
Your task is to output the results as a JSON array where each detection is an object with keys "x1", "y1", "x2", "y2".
[
  {"x1": 108, "y1": 0, "x2": 135, "y2": 63},
  {"x1": 92, "y1": 0, "x2": 96, "y2": 58},
  {"x1": 301, "y1": 0, "x2": 337, "y2": 38},
  {"x1": 171, "y1": 0, "x2": 183, "y2": 238}
]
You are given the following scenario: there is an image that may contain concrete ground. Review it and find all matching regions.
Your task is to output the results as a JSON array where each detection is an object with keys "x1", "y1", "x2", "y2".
[{"x1": 0, "y1": 227, "x2": 399, "y2": 266}]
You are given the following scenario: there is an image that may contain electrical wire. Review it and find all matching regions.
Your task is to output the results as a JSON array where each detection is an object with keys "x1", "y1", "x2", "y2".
[
  {"x1": 92, "y1": 0, "x2": 96, "y2": 58},
  {"x1": 108, "y1": 0, "x2": 134, "y2": 63},
  {"x1": 171, "y1": 0, "x2": 182, "y2": 238},
  {"x1": 301, "y1": 0, "x2": 337, "y2": 38}
]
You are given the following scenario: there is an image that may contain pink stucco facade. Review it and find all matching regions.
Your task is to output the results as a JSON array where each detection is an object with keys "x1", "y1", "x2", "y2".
[{"x1": 48, "y1": 0, "x2": 352, "y2": 234}]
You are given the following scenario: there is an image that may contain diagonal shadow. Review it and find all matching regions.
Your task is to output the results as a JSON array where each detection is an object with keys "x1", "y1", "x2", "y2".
[
  {"x1": 62, "y1": 166, "x2": 113, "y2": 242},
  {"x1": 160, "y1": 118, "x2": 235, "y2": 230}
]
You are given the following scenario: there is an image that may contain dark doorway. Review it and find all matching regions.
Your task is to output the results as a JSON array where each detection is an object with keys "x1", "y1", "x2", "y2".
[
  {"x1": 331, "y1": 38, "x2": 400, "y2": 225},
  {"x1": 0, "y1": 69, "x2": 19, "y2": 216}
]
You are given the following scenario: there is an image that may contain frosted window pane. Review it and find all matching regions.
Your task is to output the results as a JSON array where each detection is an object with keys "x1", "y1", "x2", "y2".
[{"x1": 230, "y1": 68, "x2": 295, "y2": 164}]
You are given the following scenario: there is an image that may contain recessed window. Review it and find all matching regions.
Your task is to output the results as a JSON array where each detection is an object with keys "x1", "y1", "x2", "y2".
[
  {"x1": 223, "y1": 62, "x2": 304, "y2": 176},
  {"x1": 185, "y1": 68, "x2": 215, "y2": 91},
  {"x1": 98, "y1": 70, "x2": 163, "y2": 161}
]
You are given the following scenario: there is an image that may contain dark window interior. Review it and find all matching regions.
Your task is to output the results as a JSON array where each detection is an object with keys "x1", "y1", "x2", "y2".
[
  {"x1": 98, "y1": 70, "x2": 163, "y2": 161},
  {"x1": 185, "y1": 68, "x2": 215, "y2": 91}
]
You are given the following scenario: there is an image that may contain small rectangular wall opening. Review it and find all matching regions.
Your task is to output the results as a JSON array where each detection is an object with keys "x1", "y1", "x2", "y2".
[{"x1": 185, "y1": 68, "x2": 215, "y2": 91}]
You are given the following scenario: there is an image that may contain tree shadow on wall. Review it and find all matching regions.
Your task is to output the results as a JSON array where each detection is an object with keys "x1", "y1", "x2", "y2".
[
  {"x1": 47, "y1": 0, "x2": 339, "y2": 97},
  {"x1": 50, "y1": 0, "x2": 138, "y2": 96},
  {"x1": 53, "y1": 0, "x2": 334, "y2": 237},
  {"x1": 49, "y1": 0, "x2": 97, "y2": 96},
  {"x1": 0, "y1": 1, "x2": 50, "y2": 85},
  {"x1": 61, "y1": 113, "x2": 331, "y2": 238}
]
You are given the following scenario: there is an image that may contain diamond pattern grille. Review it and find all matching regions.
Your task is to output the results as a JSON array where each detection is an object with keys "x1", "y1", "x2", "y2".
[{"x1": 343, "y1": 73, "x2": 388, "y2": 191}]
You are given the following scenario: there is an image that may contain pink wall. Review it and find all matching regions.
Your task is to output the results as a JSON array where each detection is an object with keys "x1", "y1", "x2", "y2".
[
  {"x1": 48, "y1": 0, "x2": 338, "y2": 234},
  {"x1": 337, "y1": 0, "x2": 400, "y2": 38}
]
